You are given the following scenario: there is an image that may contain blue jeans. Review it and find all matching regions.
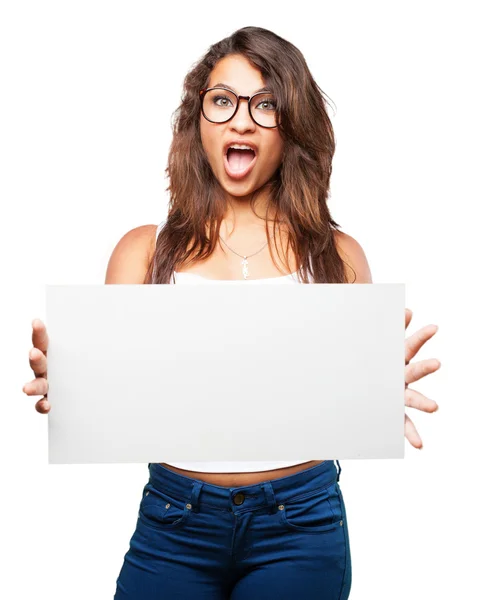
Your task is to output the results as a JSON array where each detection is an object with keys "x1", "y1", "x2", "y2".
[{"x1": 114, "y1": 460, "x2": 351, "y2": 599}]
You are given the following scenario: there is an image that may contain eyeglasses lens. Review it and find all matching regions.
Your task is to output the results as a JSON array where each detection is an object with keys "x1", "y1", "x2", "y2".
[{"x1": 202, "y1": 89, "x2": 278, "y2": 127}]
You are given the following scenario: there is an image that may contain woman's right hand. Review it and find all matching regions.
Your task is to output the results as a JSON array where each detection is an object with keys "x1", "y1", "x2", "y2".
[{"x1": 23, "y1": 318, "x2": 50, "y2": 413}]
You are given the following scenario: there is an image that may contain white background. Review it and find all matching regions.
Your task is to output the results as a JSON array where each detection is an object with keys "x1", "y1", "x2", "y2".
[{"x1": 2, "y1": 1, "x2": 477, "y2": 598}]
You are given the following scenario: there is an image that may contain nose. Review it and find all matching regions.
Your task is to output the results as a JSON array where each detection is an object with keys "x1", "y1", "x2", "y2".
[{"x1": 229, "y1": 97, "x2": 256, "y2": 132}]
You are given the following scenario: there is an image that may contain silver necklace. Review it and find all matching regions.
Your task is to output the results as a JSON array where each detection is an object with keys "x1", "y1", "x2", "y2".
[{"x1": 218, "y1": 232, "x2": 269, "y2": 279}]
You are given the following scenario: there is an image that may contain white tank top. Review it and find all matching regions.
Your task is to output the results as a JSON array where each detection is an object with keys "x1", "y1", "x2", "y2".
[{"x1": 154, "y1": 221, "x2": 312, "y2": 473}]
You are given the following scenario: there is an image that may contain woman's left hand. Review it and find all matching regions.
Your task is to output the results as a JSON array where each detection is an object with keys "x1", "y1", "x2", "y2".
[{"x1": 404, "y1": 308, "x2": 440, "y2": 449}]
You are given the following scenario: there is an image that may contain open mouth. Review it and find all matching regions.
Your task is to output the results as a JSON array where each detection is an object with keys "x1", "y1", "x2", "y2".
[{"x1": 224, "y1": 148, "x2": 257, "y2": 180}]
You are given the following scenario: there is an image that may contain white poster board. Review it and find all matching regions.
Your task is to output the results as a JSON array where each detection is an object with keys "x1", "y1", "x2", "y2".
[{"x1": 46, "y1": 283, "x2": 405, "y2": 463}]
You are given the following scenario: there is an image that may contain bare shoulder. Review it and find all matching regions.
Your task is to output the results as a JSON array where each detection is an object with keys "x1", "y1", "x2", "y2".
[
  {"x1": 105, "y1": 224, "x2": 158, "y2": 284},
  {"x1": 333, "y1": 230, "x2": 373, "y2": 283}
]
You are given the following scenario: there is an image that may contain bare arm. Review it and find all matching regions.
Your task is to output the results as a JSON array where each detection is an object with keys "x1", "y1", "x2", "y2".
[
  {"x1": 105, "y1": 224, "x2": 157, "y2": 284},
  {"x1": 334, "y1": 230, "x2": 373, "y2": 284}
]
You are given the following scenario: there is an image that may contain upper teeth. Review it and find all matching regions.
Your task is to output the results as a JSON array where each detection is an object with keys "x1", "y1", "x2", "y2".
[{"x1": 228, "y1": 144, "x2": 255, "y2": 151}]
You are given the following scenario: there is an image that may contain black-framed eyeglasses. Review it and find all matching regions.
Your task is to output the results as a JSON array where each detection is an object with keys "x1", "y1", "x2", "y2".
[{"x1": 199, "y1": 87, "x2": 280, "y2": 128}]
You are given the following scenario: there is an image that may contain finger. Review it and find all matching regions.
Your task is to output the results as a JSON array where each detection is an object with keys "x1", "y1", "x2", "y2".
[
  {"x1": 405, "y1": 387, "x2": 439, "y2": 413},
  {"x1": 22, "y1": 377, "x2": 49, "y2": 398},
  {"x1": 405, "y1": 308, "x2": 413, "y2": 330},
  {"x1": 405, "y1": 324, "x2": 439, "y2": 365},
  {"x1": 29, "y1": 347, "x2": 47, "y2": 379},
  {"x1": 405, "y1": 413, "x2": 423, "y2": 449},
  {"x1": 405, "y1": 357, "x2": 441, "y2": 386},
  {"x1": 32, "y1": 318, "x2": 49, "y2": 356},
  {"x1": 35, "y1": 397, "x2": 51, "y2": 414}
]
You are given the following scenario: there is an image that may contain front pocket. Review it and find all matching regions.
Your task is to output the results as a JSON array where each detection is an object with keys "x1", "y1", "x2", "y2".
[
  {"x1": 138, "y1": 483, "x2": 191, "y2": 531},
  {"x1": 279, "y1": 481, "x2": 344, "y2": 534}
]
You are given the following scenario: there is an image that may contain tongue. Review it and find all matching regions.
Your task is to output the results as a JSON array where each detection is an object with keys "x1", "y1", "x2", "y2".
[{"x1": 227, "y1": 149, "x2": 255, "y2": 172}]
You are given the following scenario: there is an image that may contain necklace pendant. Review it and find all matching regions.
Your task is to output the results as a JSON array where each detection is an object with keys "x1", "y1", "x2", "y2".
[{"x1": 241, "y1": 256, "x2": 249, "y2": 279}]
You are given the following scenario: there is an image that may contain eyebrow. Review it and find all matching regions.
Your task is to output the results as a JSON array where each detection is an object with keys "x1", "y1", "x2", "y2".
[{"x1": 210, "y1": 82, "x2": 270, "y2": 94}]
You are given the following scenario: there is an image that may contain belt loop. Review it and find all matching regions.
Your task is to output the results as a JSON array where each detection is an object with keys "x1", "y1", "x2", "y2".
[
  {"x1": 187, "y1": 481, "x2": 204, "y2": 513},
  {"x1": 262, "y1": 482, "x2": 277, "y2": 513},
  {"x1": 335, "y1": 460, "x2": 342, "y2": 482}
]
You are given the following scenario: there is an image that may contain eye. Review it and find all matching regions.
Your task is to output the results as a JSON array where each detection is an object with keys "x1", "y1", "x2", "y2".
[
  {"x1": 256, "y1": 99, "x2": 277, "y2": 111},
  {"x1": 212, "y1": 95, "x2": 234, "y2": 107}
]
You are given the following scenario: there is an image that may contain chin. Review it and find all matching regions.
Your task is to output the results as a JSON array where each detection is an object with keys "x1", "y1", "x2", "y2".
[
  {"x1": 224, "y1": 184, "x2": 260, "y2": 200},
  {"x1": 218, "y1": 174, "x2": 257, "y2": 196}
]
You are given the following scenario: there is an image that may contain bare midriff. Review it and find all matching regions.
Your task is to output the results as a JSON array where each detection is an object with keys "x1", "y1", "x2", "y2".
[{"x1": 158, "y1": 460, "x2": 325, "y2": 487}]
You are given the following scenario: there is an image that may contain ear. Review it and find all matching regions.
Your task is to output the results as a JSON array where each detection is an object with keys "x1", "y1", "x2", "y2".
[{"x1": 333, "y1": 230, "x2": 373, "y2": 283}]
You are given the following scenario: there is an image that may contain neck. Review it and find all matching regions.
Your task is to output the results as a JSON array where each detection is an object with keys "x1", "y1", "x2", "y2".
[{"x1": 221, "y1": 187, "x2": 278, "y2": 232}]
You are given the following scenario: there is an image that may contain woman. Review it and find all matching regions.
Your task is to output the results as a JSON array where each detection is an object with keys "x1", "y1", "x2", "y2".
[{"x1": 23, "y1": 26, "x2": 440, "y2": 599}]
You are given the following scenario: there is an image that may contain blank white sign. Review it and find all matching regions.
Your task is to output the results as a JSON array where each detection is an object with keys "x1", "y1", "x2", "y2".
[{"x1": 46, "y1": 283, "x2": 405, "y2": 463}]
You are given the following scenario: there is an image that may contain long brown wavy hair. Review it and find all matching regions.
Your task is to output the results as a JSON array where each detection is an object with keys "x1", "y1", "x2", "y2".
[{"x1": 145, "y1": 26, "x2": 353, "y2": 285}]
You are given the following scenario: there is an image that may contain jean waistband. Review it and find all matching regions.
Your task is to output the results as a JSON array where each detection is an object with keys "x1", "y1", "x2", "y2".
[{"x1": 147, "y1": 460, "x2": 342, "y2": 515}]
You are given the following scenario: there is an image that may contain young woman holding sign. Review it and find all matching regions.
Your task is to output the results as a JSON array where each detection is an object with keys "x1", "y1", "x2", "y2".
[{"x1": 24, "y1": 26, "x2": 440, "y2": 600}]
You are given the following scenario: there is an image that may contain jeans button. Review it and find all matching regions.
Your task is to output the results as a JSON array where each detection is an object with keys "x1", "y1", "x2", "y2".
[{"x1": 233, "y1": 492, "x2": 245, "y2": 505}]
